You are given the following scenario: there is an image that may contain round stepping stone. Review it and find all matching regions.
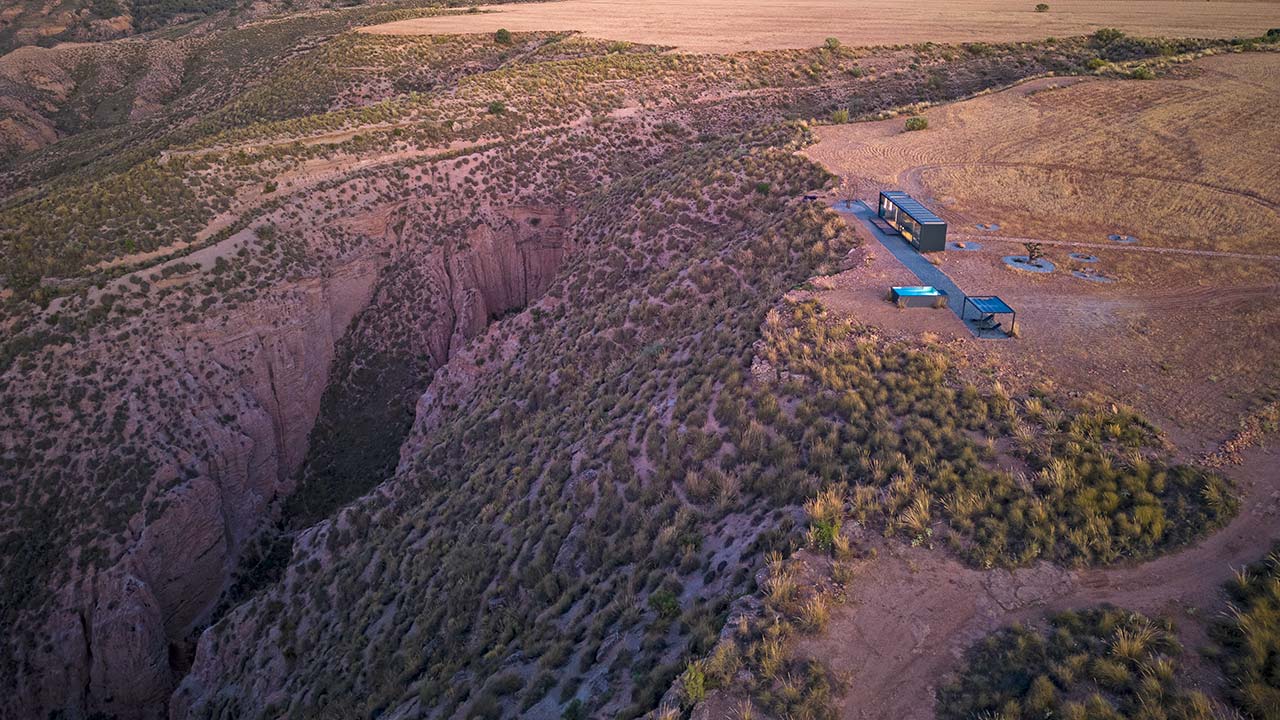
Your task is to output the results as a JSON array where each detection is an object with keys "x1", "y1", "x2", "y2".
[{"x1": 1003, "y1": 255, "x2": 1055, "y2": 273}]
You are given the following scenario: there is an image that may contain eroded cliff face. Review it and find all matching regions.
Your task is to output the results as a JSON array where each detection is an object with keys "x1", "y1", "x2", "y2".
[
  {"x1": 286, "y1": 203, "x2": 574, "y2": 525},
  {"x1": 5, "y1": 201, "x2": 574, "y2": 720},
  {"x1": 6, "y1": 246, "x2": 386, "y2": 720}
]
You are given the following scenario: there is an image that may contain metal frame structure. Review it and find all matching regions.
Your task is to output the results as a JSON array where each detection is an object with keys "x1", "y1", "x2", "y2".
[{"x1": 962, "y1": 295, "x2": 1016, "y2": 335}]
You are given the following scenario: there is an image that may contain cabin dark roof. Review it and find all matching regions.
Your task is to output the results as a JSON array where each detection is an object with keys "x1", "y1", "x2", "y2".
[
  {"x1": 968, "y1": 296, "x2": 1015, "y2": 314},
  {"x1": 880, "y1": 190, "x2": 945, "y2": 225}
]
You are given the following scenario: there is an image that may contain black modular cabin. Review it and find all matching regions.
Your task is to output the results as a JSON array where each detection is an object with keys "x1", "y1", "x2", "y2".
[{"x1": 878, "y1": 191, "x2": 947, "y2": 252}]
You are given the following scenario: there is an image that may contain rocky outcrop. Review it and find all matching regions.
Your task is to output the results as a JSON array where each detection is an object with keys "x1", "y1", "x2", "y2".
[
  {"x1": 172, "y1": 202, "x2": 576, "y2": 719},
  {"x1": 6, "y1": 247, "x2": 386, "y2": 720},
  {"x1": 286, "y1": 202, "x2": 574, "y2": 524}
]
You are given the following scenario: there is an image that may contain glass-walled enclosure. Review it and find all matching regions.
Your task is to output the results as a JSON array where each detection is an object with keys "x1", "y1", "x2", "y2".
[
  {"x1": 879, "y1": 194, "x2": 919, "y2": 238},
  {"x1": 877, "y1": 190, "x2": 948, "y2": 252}
]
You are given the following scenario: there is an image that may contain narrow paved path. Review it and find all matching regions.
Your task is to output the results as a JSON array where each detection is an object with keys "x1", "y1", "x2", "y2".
[
  {"x1": 834, "y1": 201, "x2": 967, "y2": 313},
  {"x1": 833, "y1": 200, "x2": 1010, "y2": 338}
]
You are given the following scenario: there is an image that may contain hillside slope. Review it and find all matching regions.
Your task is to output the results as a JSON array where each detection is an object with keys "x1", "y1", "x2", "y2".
[{"x1": 0, "y1": 11, "x2": 1271, "y2": 720}]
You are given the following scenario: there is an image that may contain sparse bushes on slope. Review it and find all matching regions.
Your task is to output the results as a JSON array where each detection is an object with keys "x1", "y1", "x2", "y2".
[{"x1": 744, "y1": 300, "x2": 1235, "y2": 568}]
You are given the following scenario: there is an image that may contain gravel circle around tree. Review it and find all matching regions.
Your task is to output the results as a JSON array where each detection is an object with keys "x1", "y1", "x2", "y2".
[{"x1": 1003, "y1": 255, "x2": 1055, "y2": 273}]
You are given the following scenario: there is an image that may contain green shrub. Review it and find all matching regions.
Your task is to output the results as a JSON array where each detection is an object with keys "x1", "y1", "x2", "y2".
[
  {"x1": 904, "y1": 116, "x2": 928, "y2": 131},
  {"x1": 830, "y1": 108, "x2": 850, "y2": 124},
  {"x1": 1130, "y1": 65, "x2": 1155, "y2": 80},
  {"x1": 1035, "y1": 3, "x2": 1049, "y2": 11},
  {"x1": 1092, "y1": 28, "x2": 1126, "y2": 45},
  {"x1": 495, "y1": 28, "x2": 513, "y2": 45},
  {"x1": 938, "y1": 607, "x2": 1211, "y2": 719},
  {"x1": 1086, "y1": 57, "x2": 1107, "y2": 70},
  {"x1": 1210, "y1": 546, "x2": 1280, "y2": 716},
  {"x1": 649, "y1": 590, "x2": 680, "y2": 619},
  {"x1": 488, "y1": 100, "x2": 507, "y2": 115},
  {"x1": 680, "y1": 661, "x2": 707, "y2": 705}
]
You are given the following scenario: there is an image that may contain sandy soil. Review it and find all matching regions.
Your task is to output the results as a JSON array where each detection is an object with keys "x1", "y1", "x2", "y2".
[
  {"x1": 804, "y1": 54, "x2": 1280, "y2": 255},
  {"x1": 765, "y1": 51, "x2": 1280, "y2": 720},
  {"x1": 361, "y1": 0, "x2": 1280, "y2": 52},
  {"x1": 802, "y1": 53, "x2": 1280, "y2": 443}
]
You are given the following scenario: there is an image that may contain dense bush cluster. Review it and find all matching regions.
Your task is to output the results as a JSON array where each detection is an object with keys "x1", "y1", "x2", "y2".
[
  {"x1": 937, "y1": 607, "x2": 1217, "y2": 719},
  {"x1": 1209, "y1": 546, "x2": 1280, "y2": 716},
  {"x1": 746, "y1": 301, "x2": 1235, "y2": 568}
]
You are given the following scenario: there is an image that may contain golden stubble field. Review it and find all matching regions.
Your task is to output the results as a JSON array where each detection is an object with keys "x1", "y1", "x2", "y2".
[
  {"x1": 362, "y1": 0, "x2": 1280, "y2": 52},
  {"x1": 806, "y1": 53, "x2": 1280, "y2": 255},
  {"x1": 802, "y1": 52, "x2": 1280, "y2": 443}
]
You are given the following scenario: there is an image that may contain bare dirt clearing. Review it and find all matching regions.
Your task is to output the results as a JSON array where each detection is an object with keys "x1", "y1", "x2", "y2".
[
  {"x1": 362, "y1": 0, "x2": 1280, "y2": 52},
  {"x1": 777, "y1": 51, "x2": 1280, "y2": 720},
  {"x1": 805, "y1": 54, "x2": 1280, "y2": 255},
  {"x1": 803, "y1": 53, "x2": 1280, "y2": 439}
]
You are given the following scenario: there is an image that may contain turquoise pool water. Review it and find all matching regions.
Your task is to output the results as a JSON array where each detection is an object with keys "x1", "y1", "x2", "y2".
[{"x1": 892, "y1": 286, "x2": 942, "y2": 296}]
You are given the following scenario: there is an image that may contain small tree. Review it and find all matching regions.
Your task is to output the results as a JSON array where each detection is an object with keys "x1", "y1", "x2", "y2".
[
  {"x1": 839, "y1": 179, "x2": 859, "y2": 208},
  {"x1": 1035, "y1": 3, "x2": 1049, "y2": 12},
  {"x1": 1024, "y1": 242, "x2": 1045, "y2": 263},
  {"x1": 494, "y1": 28, "x2": 512, "y2": 44},
  {"x1": 905, "y1": 116, "x2": 928, "y2": 131}
]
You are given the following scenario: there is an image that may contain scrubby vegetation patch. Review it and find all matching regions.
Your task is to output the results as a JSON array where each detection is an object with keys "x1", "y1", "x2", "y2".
[{"x1": 937, "y1": 607, "x2": 1218, "y2": 719}]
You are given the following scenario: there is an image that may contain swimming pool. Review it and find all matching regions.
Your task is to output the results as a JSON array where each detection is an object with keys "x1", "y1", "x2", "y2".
[
  {"x1": 892, "y1": 286, "x2": 942, "y2": 296},
  {"x1": 890, "y1": 285, "x2": 948, "y2": 308}
]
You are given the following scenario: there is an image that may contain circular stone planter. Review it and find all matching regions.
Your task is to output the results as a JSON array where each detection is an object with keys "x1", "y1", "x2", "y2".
[
  {"x1": 1069, "y1": 252, "x2": 1099, "y2": 263},
  {"x1": 1107, "y1": 233, "x2": 1139, "y2": 244},
  {"x1": 1073, "y1": 270, "x2": 1115, "y2": 283},
  {"x1": 1003, "y1": 255, "x2": 1056, "y2": 273},
  {"x1": 947, "y1": 241, "x2": 982, "y2": 251}
]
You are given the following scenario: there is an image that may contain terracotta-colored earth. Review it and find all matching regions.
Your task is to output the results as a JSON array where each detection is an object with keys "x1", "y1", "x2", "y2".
[
  {"x1": 802, "y1": 52, "x2": 1280, "y2": 442},
  {"x1": 752, "y1": 51, "x2": 1280, "y2": 720},
  {"x1": 362, "y1": 0, "x2": 1280, "y2": 52}
]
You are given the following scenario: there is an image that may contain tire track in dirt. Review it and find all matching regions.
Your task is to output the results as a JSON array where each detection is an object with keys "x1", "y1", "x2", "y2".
[
  {"x1": 900, "y1": 161, "x2": 1279, "y2": 212},
  {"x1": 954, "y1": 233, "x2": 1280, "y2": 262}
]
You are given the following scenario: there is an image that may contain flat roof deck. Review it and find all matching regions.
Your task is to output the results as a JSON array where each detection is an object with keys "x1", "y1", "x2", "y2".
[
  {"x1": 880, "y1": 190, "x2": 945, "y2": 225},
  {"x1": 967, "y1": 296, "x2": 1014, "y2": 315}
]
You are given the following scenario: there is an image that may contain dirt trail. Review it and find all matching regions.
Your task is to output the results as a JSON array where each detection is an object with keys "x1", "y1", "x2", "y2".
[
  {"x1": 799, "y1": 444, "x2": 1279, "y2": 720},
  {"x1": 952, "y1": 233, "x2": 1280, "y2": 262},
  {"x1": 898, "y1": 161, "x2": 1279, "y2": 212}
]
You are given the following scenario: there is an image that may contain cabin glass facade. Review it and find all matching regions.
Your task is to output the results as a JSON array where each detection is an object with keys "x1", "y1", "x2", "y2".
[{"x1": 878, "y1": 191, "x2": 947, "y2": 252}]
